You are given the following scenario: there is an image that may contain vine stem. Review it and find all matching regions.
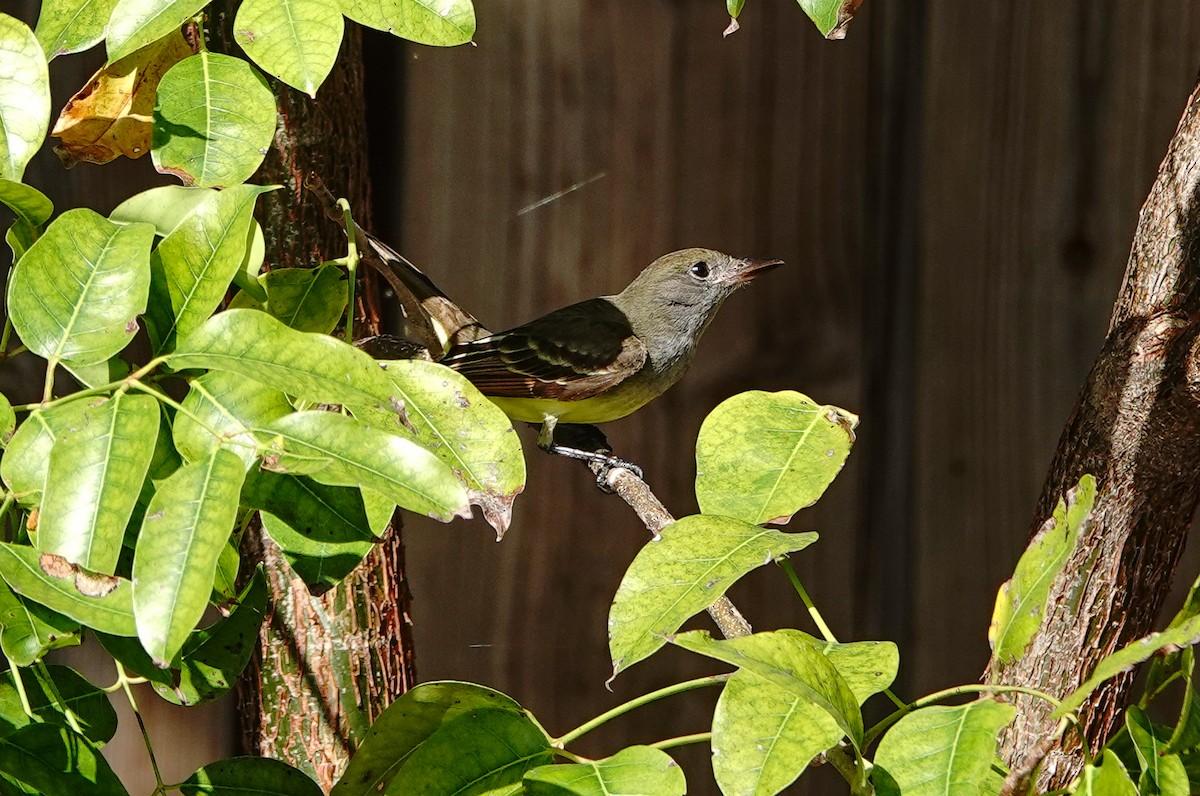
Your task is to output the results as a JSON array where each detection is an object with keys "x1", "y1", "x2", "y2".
[
  {"x1": 5, "y1": 654, "x2": 33, "y2": 719},
  {"x1": 552, "y1": 674, "x2": 729, "y2": 747},
  {"x1": 0, "y1": 318, "x2": 11, "y2": 359},
  {"x1": 649, "y1": 732, "x2": 711, "y2": 751},
  {"x1": 864, "y1": 683, "x2": 1063, "y2": 747},
  {"x1": 34, "y1": 660, "x2": 83, "y2": 735},
  {"x1": 41, "y1": 357, "x2": 57, "y2": 403},
  {"x1": 116, "y1": 661, "x2": 166, "y2": 793},
  {"x1": 779, "y1": 558, "x2": 906, "y2": 710}
]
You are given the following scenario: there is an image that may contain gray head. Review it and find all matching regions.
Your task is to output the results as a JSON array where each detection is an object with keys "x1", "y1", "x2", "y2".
[{"x1": 614, "y1": 248, "x2": 782, "y2": 341}]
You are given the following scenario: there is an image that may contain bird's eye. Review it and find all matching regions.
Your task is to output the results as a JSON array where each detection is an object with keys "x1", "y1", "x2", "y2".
[{"x1": 690, "y1": 261, "x2": 709, "y2": 279}]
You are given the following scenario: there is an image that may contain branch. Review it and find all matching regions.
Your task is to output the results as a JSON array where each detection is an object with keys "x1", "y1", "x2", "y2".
[
  {"x1": 590, "y1": 462, "x2": 752, "y2": 639},
  {"x1": 984, "y1": 77, "x2": 1200, "y2": 787}
]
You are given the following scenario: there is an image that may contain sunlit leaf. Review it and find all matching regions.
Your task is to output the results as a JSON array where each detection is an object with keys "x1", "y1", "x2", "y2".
[
  {"x1": 145, "y1": 184, "x2": 275, "y2": 350},
  {"x1": 7, "y1": 209, "x2": 154, "y2": 366},
  {"x1": 524, "y1": 746, "x2": 685, "y2": 796},
  {"x1": 110, "y1": 184, "x2": 214, "y2": 234},
  {"x1": 259, "y1": 411, "x2": 469, "y2": 522},
  {"x1": 234, "y1": 0, "x2": 344, "y2": 97},
  {"x1": 0, "y1": 15, "x2": 49, "y2": 181},
  {"x1": 1076, "y1": 749, "x2": 1138, "y2": 796},
  {"x1": 52, "y1": 29, "x2": 195, "y2": 166},
  {"x1": 0, "y1": 543, "x2": 136, "y2": 636},
  {"x1": 695, "y1": 391, "x2": 856, "y2": 525},
  {"x1": 990, "y1": 476, "x2": 1095, "y2": 665},
  {"x1": 261, "y1": 265, "x2": 348, "y2": 334},
  {"x1": 174, "y1": 370, "x2": 292, "y2": 468},
  {"x1": 0, "y1": 394, "x2": 12, "y2": 448},
  {"x1": 35, "y1": 0, "x2": 119, "y2": 57},
  {"x1": 38, "y1": 392, "x2": 159, "y2": 574},
  {"x1": 339, "y1": 0, "x2": 475, "y2": 46},
  {"x1": 106, "y1": 0, "x2": 208, "y2": 61},
  {"x1": 151, "y1": 52, "x2": 276, "y2": 187},
  {"x1": 331, "y1": 681, "x2": 551, "y2": 796},
  {"x1": 132, "y1": 449, "x2": 246, "y2": 665},
  {"x1": 873, "y1": 701, "x2": 1014, "y2": 796},
  {"x1": 1126, "y1": 706, "x2": 1189, "y2": 796},
  {"x1": 672, "y1": 629, "x2": 864, "y2": 749},
  {"x1": 609, "y1": 515, "x2": 816, "y2": 675},
  {"x1": 0, "y1": 399, "x2": 95, "y2": 505},
  {"x1": 796, "y1": 0, "x2": 862, "y2": 39},
  {"x1": 0, "y1": 583, "x2": 78, "y2": 666},
  {"x1": 0, "y1": 180, "x2": 51, "y2": 228}
]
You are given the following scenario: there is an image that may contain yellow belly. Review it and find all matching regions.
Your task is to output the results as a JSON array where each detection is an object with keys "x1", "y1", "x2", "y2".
[{"x1": 484, "y1": 391, "x2": 653, "y2": 425}]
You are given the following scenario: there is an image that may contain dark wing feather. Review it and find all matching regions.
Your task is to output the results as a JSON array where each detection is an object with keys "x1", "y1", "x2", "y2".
[{"x1": 442, "y1": 298, "x2": 647, "y2": 400}]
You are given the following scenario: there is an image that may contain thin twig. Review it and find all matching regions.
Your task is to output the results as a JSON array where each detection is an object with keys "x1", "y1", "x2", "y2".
[{"x1": 590, "y1": 463, "x2": 752, "y2": 639}]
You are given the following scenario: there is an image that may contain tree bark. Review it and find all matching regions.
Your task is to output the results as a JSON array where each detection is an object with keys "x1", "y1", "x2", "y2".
[
  {"x1": 985, "y1": 76, "x2": 1200, "y2": 788},
  {"x1": 204, "y1": 11, "x2": 418, "y2": 791}
]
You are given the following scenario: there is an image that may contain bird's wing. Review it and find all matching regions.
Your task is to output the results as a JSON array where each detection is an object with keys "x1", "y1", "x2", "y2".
[{"x1": 443, "y1": 298, "x2": 648, "y2": 401}]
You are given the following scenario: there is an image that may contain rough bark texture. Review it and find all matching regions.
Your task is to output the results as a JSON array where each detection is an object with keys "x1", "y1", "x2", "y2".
[
  {"x1": 986, "y1": 77, "x2": 1200, "y2": 788},
  {"x1": 205, "y1": 12, "x2": 418, "y2": 791}
]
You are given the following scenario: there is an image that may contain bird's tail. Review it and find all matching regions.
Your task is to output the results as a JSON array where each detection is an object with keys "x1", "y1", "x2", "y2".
[{"x1": 305, "y1": 173, "x2": 491, "y2": 356}]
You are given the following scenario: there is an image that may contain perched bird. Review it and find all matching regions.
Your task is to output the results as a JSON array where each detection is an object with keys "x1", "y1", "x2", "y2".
[{"x1": 358, "y1": 231, "x2": 781, "y2": 480}]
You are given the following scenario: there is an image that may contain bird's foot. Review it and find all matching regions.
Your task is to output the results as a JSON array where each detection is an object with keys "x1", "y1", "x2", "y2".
[{"x1": 591, "y1": 455, "x2": 644, "y2": 492}]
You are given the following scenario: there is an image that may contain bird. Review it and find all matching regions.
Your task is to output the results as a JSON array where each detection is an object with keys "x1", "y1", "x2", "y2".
[{"x1": 356, "y1": 229, "x2": 781, "y2": 482}]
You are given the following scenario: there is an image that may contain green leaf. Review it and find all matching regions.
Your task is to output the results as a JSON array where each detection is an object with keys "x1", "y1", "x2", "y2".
[
  {"x1": 990, "y1": 475, "x2": 1095, "y2": 665},
  {"x1": 872, "y1": 700, "x2": 1015, "y2": 796},
  {"x1": 99, "y1": 567, "x2": 267, "y2": 705},
  {"x1": 259, "y1": 411, "x2": 469, "y2": 522},
  {"x1": 261, "y1": 265, "x2": 348, "y2": 334},
  {"x1": 234, "y1": 0, "x2": 344, "y2": 97},
  {"x1": 1166, "y1": 649, "x2": 1200, "y2": 753},
  {"x1": 7, "y1": 209, "x2": 154, "y2": 366},
  {"x1": 0, "y1": 180, "x2": 51, "y2": 228},
  {"x1": 38, "y1": 392, "x2": 159, "y2": 574},
  {"x1": 145, "y1": 184, "x2": 275, "y2": 350},
  {"x1": 0, "y1": 543, "x2": 136, "y2": 636},
  {"x1": 132, "y1": 448, "x2": 246, "y2": 665},
  {"x1": 695, "y1": 391, "x2": 856, "y2": 525},
  {"x1": 174, "y1": 370, "x2": 292, "y2": 468},
  {"x1": 0, "y1": 724, "x2": 128, "y2": 796},
  {"x1": 0, "y1": 395, "x2": 12, "y2": 448},
  {"x1": 110, "y1": 185, "x2": 216, "y2": 234},
  {"x1": 375, "y1": 360, "x2": 525, "y2": 536},
  {"x1": 62, "y1": 357, "x2": 132, "y2": 390},
  {"x1": 608, "y1": 515, "x2": 816, "y2": 675},
  {"x1": 0, "y1": 666, "x2": 116, "y2": 745},
  {"x1": 152, "y1": 52, "x2": 276, "y2": 187},
  {"x1": 1, "y1": 399, "x2": 94, "y2": 504},
  {"x1": 524, "y1": 746, "x2": 685, "y2": 795},
  {"x1": 0, "y1": 16, "x2": 49, "y2": 182},
  {"x1": 35, "y1": 0, "x2": 119, "y2": 57},
  {"x1": 169, "y1": 309, "x2": 404, "y2": 412},
  {"x1": 332, "y1": 681, "x2": 531, "y2": 796},
  {"x1": 1127, "y1": 706, "x2": 1189, "y2": 796},
  {"x1": 249, "y1": 473, "x2": 374, "y2": 593},
  {"x1": 106, "y1": 0, "x2": 208, "y2": 61},
  {"x1": 0, "y1": 583, "x2": 79, "y2": 665},
  {"x1": 796, "y1": 0, "x2": 844, "y2": 38},
  {"x1": 713, "y1": 668, "x2": 841, "y2": 796},
  {"x1": 1076, "y1": 749, "x2": 1139, "y2": 796},
  {"x1": 1054, "y1": 611, "x2": 1200, "y2": 719},
  {"x1": 339, "y1": 0, "x2": 476, "y2": 46},
  {"x1": 181, "y1": 756, "x2": 322, "y2": 796},
  {"x1": 727, "y1": 0, "x2": 746, "y2": 18},
  {"x1": 672, "y1": 629, "x2": 864, "y2": 749}
]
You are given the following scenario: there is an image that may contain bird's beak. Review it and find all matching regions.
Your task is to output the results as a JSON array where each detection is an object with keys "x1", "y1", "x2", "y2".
[{"x1": 729, "y1": 257, "x2": 784, "y2": 285}]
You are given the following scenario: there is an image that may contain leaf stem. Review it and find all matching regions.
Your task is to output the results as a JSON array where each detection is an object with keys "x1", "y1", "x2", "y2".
[
  {"x1": 780, "y1": 558, "x2": 906, "y2": 709},
  {"x1": 649, "y1": 732, "x2": 712, "y2": 750},
  {"x1": 5, "y1": 655, "x2": 34, "y2": 719},
  {"x1": 117, "y1": 661, "x2": 166, "y2": 792},
  {"x1": 0, "y1": 319, "x2": 12, "y2": 362},
  {"x1": 865, "y1": 683, "x2": 1063, "y2": 747},
  {"x1": 338, "y1": 198, "x2": 358, "y2": 345},
  {"x1": 553, "y1": 673, "x2": 730, "y2": 747},
  {"x1": 34, "y1": 660, "x2": 83, "y2": 735},
  {"x1": 42, "y1": 357, "x2": 58, "y2": 403}
]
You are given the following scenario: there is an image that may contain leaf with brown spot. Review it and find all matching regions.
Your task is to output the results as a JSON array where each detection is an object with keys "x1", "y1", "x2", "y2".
[{"x1": 51, "y1": 29, "x2": 196, "y2": 167}]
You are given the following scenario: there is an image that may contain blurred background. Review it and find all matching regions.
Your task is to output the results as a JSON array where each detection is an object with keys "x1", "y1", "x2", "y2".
[{"x1": 7, "y1": 1, "x2": 1200, "y2": 793}]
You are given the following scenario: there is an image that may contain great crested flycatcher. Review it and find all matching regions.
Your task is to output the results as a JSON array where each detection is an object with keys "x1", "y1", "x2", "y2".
[{"x1": 356, "y1": 229, "x2": 781, "y2": 478}]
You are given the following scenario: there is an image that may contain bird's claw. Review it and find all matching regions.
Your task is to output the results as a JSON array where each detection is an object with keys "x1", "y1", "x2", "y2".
[{"x1": 594, "y1": 456, "x2": 644, "y2": 492}]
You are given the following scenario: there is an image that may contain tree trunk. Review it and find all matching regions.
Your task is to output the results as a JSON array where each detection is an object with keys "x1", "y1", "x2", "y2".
[
  {"x1": 985, "y1": 76, "x2": 1200, "y2": 788},
  {"x1": 204, "y1": 10, "x2": 418, "y2": 790}
]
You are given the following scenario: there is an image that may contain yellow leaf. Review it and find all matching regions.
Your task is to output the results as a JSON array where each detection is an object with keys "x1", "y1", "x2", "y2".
[{"x1": 51, "y1": 30, "x2": 196, "y2": 167}]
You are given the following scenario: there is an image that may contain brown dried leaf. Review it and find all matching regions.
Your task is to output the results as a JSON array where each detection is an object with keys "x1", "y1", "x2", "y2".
[
  {"x1": 828, "y1": 0, "x2": 865, "y2": 40},
  {"x1": 51, "y1": 30, "x2": 196, "y2": 167}
]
